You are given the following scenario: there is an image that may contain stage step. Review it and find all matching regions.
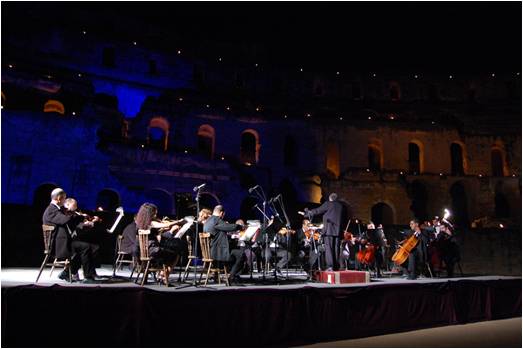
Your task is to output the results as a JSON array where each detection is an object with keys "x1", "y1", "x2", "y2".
[{"x1": 314, "y1": 270, "x2": 370, "y2": 284}]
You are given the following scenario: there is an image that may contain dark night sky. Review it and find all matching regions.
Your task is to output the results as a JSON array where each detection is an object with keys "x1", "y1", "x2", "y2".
[{"x1": 3, "y1": 2, "x2": 522, "y2": 73}]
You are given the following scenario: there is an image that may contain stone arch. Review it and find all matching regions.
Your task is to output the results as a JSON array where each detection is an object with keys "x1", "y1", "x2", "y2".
[
  {"x1": 491, "y1": 143, "x2": 508, "y2": 177},
  {"x1": 197, "y1": 124, "x2": 215, "y2": 159},
  {"x1": 147, "y1": 116, "x2": 170, "y2": 151},
  {"x1": 409, "y1": 180, "x2": 429, "y2": 221},
  {"x1": 408, "y1": 139, "x2": 425, "y2": 174},
  {"x1": 389, "y1": 81, "x2": 401, "y2": 101},
  {"x1": 240, "y1": 129, "x2": 260, "y2": 164},
  {"x1": 240, "y1": 196, "x2": 259, "y2": 221},
  {"x1": 450, "y1": 141, "x2": 467, "y2": 175},
  {"x1": 43, "y1": 99, "x2": 65, "y2": 115},
  {"x1": 144, "y1": 188, "x2": 174, "y2": 217},
  {"x1": 198, "y1": 192, "x2": 220, "y2": 212},
  {"x1": 33, "y1": 183, "x2": 59, "y2": 211},
  {"x1": 450, "y1": 181, "x2": 469, "y2": 228},
  {"x1": 368, "y1": 140, "x2": 383, "y2": 171},
  {"x1": 326, "y1": 141, "x2": 340, "y2": 179},
  {"x1": 371, "y1": 201, "x2": 395, "y2": 225},
  {"x1": 96, "y1": 188, "x2": 121, "y2": 212}
]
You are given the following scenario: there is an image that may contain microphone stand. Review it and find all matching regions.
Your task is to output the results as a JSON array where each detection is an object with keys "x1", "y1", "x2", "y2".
[
  {"x1": 176, "y1": 186, "x2": 212, "y2": 289},
  {"x1": 275, "y1": 195, "x2": 292, "y2": 280},
  {"x1": 251, "y1": 186, "x2": 269, "y2": 282}
]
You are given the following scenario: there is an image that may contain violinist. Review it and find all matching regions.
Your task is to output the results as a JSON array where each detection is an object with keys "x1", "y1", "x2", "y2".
[
  {"x1": 297, "y1": 219, "x2": 319, "y2": 275},
  {"x1": 63, "y1": 198, "x2": 101, "y2": 283},
  {"x1": 433, "y1": 219, "x2": 460, "y2": 277},
  {"x1": 365, "y1": 222, "x2": 387, "y2": 278},
  {"x1": 263, "y1": 219, "x2": 292, "y2": 276}
]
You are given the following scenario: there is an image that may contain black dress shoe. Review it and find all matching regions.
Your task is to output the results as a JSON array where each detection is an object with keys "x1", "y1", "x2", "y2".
[{"x1": 58, "y1": 270, "x2": 70, "y2": 281}]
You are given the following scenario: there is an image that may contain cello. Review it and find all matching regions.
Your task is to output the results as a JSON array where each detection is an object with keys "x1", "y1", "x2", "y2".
[{"x1": 391, "y1": 232, "x2": 419, "y2": 265}]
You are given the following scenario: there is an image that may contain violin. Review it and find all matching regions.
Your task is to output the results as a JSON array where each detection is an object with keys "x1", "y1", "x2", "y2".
[
  {"x1": 75, "y1": 210, "x2": 102, "y2": 223},
  {"x1": 278, "y1": 227, "x2": 296, "y2": 235},
  {"x1": 303, "y1": 227, "x2": 321, "y2": 241}
]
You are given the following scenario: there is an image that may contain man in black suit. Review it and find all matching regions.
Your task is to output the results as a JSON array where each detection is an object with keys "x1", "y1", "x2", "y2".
[
  {"x1": 203, "y1": 205, "x2": 243, "y2": 283},
  {"x1": 404, "y1": 219, "x2": 433, "y2": 280},
  {"x1": 302, "y1": 193, "x2": 343, "y2": 271},
  {"x1": 42, "y1": 188, "x2": 94, "y2": 283}
]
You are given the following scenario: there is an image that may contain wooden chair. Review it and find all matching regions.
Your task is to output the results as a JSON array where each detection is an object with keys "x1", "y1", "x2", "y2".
[
  {"x1": 113, "y1": 235, "x2": 135, "y2": 275},
  {"x1": 199, "y1": 233, "x2": 229, "y2": 286},
  {"x1": 135, "y1": 230, "x2": 169, "y2": 286},
  {"x1": 182, "y1": 235, "x2": 197, "y2": 281},
  {"x1": 36, "y1": 224, "x2": 72, "y2": 283}
]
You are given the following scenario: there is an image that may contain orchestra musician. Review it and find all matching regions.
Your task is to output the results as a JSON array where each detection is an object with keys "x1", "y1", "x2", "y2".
[
  {"x1": 203, "y1": 205, "x2": 244, "y2": 280},
  {"x1": 228, "y1": 219, "x2": 248, "y2": 284},
  {"x1": 135, "y1": 203, "x2": 182, "y2": 269},
  {"x1": 432, "y1": 219, "x2": 460, "y2": 277},
  {"x1": 403, "y1": 218, "x2": 433, "y2": 280},
  {"x1": 364, "y1": 222, "x2": 387, "y2": 278},
  {"x1": 297, "y1": 219, "x2": 319, "y2": 276},
  {"x1": 263, "y1": 219, "x2": 292, "y2": 276},
  {"x1": 301, "y1": 193, "x2": 342, "y2": 271},
  {"x1": 41, "y1": 188, "x2": 93, "y2": 283},
  {"x1": 63, "y1": 198, "x2": 101, "y2": 283}
]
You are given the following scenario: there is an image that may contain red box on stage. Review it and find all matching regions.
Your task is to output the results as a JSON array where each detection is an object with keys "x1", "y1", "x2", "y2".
[{"x1": 314, "y1": 270, "x2": 370, "y2": 284}]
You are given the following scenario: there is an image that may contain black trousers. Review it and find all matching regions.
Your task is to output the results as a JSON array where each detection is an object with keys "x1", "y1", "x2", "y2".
[
  {"x1": 323, "y1": 236, "x2": 339, "y2": 270},
  {"x1": 229, "y1": 248, "x2": 246, "y2": 278},
  {"x1": 264, "y1": 246, "x2": 291, "y2": 270},
  {"x1": 407, "y1": 243, "x2": 424, "y2": 278},
  {"x1": 70, "y1": 240, "x2": 98, "y2": 278}
]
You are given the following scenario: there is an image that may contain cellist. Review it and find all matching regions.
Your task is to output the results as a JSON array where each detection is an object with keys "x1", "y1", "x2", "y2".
[{"x1": 403, "y1": 219, "x2": 433, "y2": 280}]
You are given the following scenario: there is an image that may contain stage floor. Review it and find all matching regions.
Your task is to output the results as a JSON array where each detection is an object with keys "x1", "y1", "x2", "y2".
[
  {"x1": 1, "y1": 265, "x2": 519, "y2": 291},
  {"x1": 2, "y1": 265, "x2": 521, "y2": 347}
]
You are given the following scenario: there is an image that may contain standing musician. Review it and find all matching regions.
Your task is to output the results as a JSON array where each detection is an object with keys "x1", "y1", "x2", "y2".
[
  {"x1": 403, "y1": 218, "x2": 433, "y2": 280},
  {"x1": 300, "y1": 193, "x2": 342, "y2": 271},
  {"x1": 63, "y1": 198, "x2": 101, "y2": 282},
  {"x1": 42, "y1": 188, "x2": 93, "y2": 283},
  {"x1": 432, "y1": 218, "x2": 460, "y2": 277},
  {"x1": 203, "y1": 205, "x2": 244, "y2": 277},
  {"x1": 365, "y1": 222, "x2": 387, "y2": 278}
]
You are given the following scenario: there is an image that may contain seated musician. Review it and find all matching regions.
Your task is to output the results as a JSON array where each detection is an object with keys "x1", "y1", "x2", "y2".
[
  {"x1": 42, "y1": 188, "x2": 90, "y2": 282},
  {"x1": 264, "y1": 219, "x2": 292, "y2": 277},
  {"x1": 297, "y1": 219, "x2": 319, "y2": 275},
  {"x1": 403, "y1": 218, "x2": 433, "y2": 280},
  {"x1": 63, "y1": 198, "x2": 101, "y2": 283},
  {"x1": 365, "y1": 222, "x2": 387, "y2": 278},
  {"x1": 135, "y1": 203, "x2": 181, "y2": 267},
  {"x1": 184, "y1": 208, "x2": 212, "y2": 259},
  {"x1": 203, "y1": 205, "x2": 244, "y2": 281},
  {"x1": 339, "y1": 231, "x2": 356, "y2": 270},
  {"x1": 228, "y1": 219, "x2": 248, "y2": 284},
  {"x1": 121, "y1": 215, "x2": 138, "y2": 258}
]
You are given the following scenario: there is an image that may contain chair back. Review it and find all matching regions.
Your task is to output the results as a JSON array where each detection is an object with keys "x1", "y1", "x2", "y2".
[
  {"x1": 186, "y1": 235, "x2": 193, "y2": 256},
  {"x1": 42, "y1": 224, "x2": 55, "y2": 253},
  {"x1": 138, "y1": 229, "x2": 151, "y2": 261},
  {"x1": 199, "y1": 233, "x2": 211, "y2": 260}
]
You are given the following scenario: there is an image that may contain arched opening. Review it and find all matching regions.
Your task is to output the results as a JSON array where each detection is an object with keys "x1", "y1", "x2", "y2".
[
  {"x1": 450, "y1": 181, "x2": 469, "y2": 228},
  {"x1": 240, "y1": 129, "x2": 259, "y2": 164},
  {"x1": 408, "y1": 142, "x2": 421, "y2": 174},
  {"x1": 371, "y1": 202, "x2": 394, "y2": 225},
  {"x1": 409, "y1": 180, "x2": 428, "y2": 221},
  {"x1": 144, "y1": 188, "x2": 173, "y2": 217},
  {"x1": 198, "y1": 192, "x2": 220, "y2": 212},
  {"x1": 491, "y1": 148, "x2": 506, "y2": 177},
  {"x1": 389, "y1": 82, "x2": 401, "y2": 101},
  {"x1": 147, "y1": 117, "x2": 169, "y2": 151},
  {"x1": 494, "y1": 192, "x2": 510, "y2": 218},
  {"x1": 96, "y1": 189, "x2": 121, "y2": 212},
  {"x1": 450, "y1": 142, "x2": 465, "y2": 175},
  {"x1": 368, "y1": 144, "x2": 382, "y2": 172},
  {"x1": 33, "y1": 183, "x2": 59, "y2": 212},
  {"x1": 197, "y1": 124, "x2": 215, "y2": 159},
  {"x1": 283, "y1": 135, "x2": 297, "y2": 167},
  {"x1": 326, "y1": 141, "x2": 340, "y2": 179},
  {"x1": 43, "y1": 100, "x2": 65, "y2": 115},
  {"x1": 240, "y1": 196, "x2": 259, "y2": 221}
]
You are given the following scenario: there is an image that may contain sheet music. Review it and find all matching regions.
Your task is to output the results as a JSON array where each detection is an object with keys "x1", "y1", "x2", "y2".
[
  {"x1": 175, "y1": 221, "x2": 194, "y2": 239},
  {"x1": 239, "y1": 226, "x2": 260, "y2": 241},
  {"x1": 107, "y1": 207, "x2": 124, "y2": 234}
]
